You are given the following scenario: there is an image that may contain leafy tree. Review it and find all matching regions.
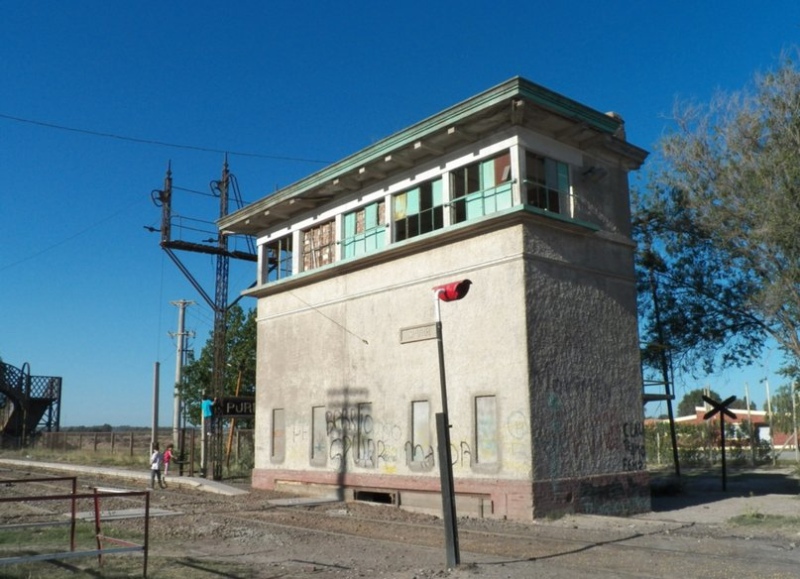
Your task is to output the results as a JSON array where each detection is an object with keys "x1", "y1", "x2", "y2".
[
  {"x1": 677, "y1": 388, "x2": 721, "y2": 417},
  {"x1": 634, "y1": 53, "x2": 800, "y2": 377},
  {"x1": 728, "y1": 397, "x2": 755, "y2": 412},
  {"x1": 180, "y1": 304, "x2": 256, "y2": 426},
  {"x1": 768, "y1": 383, "x2": 796, "y2": 435}
]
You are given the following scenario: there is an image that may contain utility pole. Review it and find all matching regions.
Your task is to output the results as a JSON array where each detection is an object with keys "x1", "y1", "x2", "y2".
[
  {"x1": 151, "y1": 362, "x2": 160, "y2": 451},
  {"x1": 745, "y1": 382, "x2": 754, "y2": 466},
  {"x1": 794, "y1": 381, "x2": 799, "y2": 463},
  {"x1": 150, "y1": 158, "x2": 256, "y2": 480},
  {"x1": 764, "y1": 378, "x2": 775, "y2": 465},
  {"x1": 170, "y1": 300, "x2": 194, "y2": 447}
]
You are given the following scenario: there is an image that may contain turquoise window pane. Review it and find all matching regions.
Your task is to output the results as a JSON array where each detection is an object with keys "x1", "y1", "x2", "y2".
[
  {"x1": 495, "y1": 183, "x2": 513, "y2": 211},
  {"x1": 407, "y1": 188, "x2": 420, "y2": 215},
  {"x1": 466, "y1": 191, "x2": 484, "y2": 220},
  {"x1": 354, "y1": 236, "x2": 365, "y2": 257},
  {"x1": 431, "y1": 179, "x2": 443, "y2": 206},
  {"x1": 344, "y1": 212, "x2": 356, "y2": 238},
  {"x1": 480, "y1": 158, "x2": 495, "y2": 189},
  {"x1": 365, "y1": 203, "x2": 377, "y2": 228},
  {"x1": 557, "y1": 162, "x2": 570, "y2": 193},
  {"x1": 484, "y1": 190, "x2": 496, "y2": 214}
]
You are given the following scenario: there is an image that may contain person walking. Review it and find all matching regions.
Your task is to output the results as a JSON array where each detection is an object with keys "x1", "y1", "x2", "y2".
[
  {"x1": 150, "y1": 442, "x2": 166, "y2": 489},
  {"x1": 163, "y1": 443, "x2": 174, "y2": 483}
]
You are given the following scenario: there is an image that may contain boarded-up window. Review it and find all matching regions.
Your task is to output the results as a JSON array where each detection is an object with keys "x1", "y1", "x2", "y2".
[
  {"x1": 271, "y1": 408, "x2": 285, "y2": 462},
  {"x1": 311, "y1": 406, "x2": 327, "y2": 466},
  {"x1": 475, "y1": 396, "x2": 498, "y2": 465},
  {"x1": 356, "y1": 402, "x2": 374, "y2": 468},
  {"x1": 411, "y1": 400, "x2": 432, "y2": 467},
  {"x1": 302, "y1": 219, "x2": 336, "y2": 271}
]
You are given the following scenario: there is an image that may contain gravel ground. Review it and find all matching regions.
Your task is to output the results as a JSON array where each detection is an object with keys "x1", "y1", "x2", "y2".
[{"x1": 1, "y1": 462, "x2": 800, "y2": 578}]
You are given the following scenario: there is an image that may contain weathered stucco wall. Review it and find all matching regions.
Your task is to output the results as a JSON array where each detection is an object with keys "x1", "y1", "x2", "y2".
[
  {"x1": 524, "y1": 220, "x2": 649, "y2": 516},
  {"x1": 254, "y1": 225, "x2": 534, "y2": 491},
  {"x1": 252, "y1": 214, "x2": 649, "y2": 519}
]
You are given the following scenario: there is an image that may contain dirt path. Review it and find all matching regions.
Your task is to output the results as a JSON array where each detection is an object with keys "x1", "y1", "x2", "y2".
[{"x1": 1, "y1": 463, "x2": 799, "y2": 578}]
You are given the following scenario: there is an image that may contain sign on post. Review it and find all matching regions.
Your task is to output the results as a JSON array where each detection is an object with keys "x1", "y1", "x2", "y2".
[
  {"x1": 702, "y1": 395, "x2": 737, "y2": 491},
  {"x1": 216, "y1": 396, "x2": 255, "y2": 419}
]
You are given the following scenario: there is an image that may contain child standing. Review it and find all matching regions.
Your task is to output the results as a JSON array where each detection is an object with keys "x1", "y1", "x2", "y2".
[
  {"x1": 149, "y1": 443, "x2": 166, "y2": 489},
  {"x1": 163, "y1": 443, "x2": 174, "y2": 483}
]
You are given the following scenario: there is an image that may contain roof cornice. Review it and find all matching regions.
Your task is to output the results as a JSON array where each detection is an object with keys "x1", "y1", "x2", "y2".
[{"x1": 220, "y1": 77, "x2": 644, "y2": 235}]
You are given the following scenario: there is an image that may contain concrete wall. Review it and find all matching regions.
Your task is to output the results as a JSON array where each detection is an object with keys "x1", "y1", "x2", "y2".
[
  {"x1": 252, "y1": 210, "x2": 650, "y2": 519},
  {"x1": 253, "y1": 223, "x2": 537, "y2": 516},
  {"x1": 524, "y1": 217, "x2": 649, "y2": 516}
]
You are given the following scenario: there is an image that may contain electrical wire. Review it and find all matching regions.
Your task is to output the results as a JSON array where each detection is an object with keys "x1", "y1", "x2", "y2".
[
  {"x1": 173, "y1": 185, "x2": 218, "y2": 198},
  {"x1": 0, "y1": 112, "x2": 331, "y2": 165},
  {"x1": 0, "y1": 197, "x2": 145, "y2": 273},
  {"x1": 290, "y1": 291, "x2": 369, "y2": 346}
]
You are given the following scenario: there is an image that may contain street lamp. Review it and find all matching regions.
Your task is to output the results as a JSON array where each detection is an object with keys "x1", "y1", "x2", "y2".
[{"x1": 432, "y1": 279, "x2": 471, "y2": 568}]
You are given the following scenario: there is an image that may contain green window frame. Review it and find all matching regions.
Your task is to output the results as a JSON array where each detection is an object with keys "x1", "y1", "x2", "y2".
[
  {"x1": 393, "y1": 179, "x2": 444, "y2": 241},
  {"x1": 342, "y1": 200, "x2": 386, "y2": 259},
  {"x1": 261, "y1": 235, "x2": 293, "y2": 283},
  {"x1": 525, "y1": 152, "x2": 571, "y2": 215},
  {"x1": 451, "y1": 152, "x2": 513, "y2": 223}
]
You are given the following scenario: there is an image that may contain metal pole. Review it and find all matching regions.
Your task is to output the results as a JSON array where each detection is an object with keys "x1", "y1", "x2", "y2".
[
  {"x1": 151, "y1": 362, "x2": 160, "y2": 451},
  {"x1": 720, "y1": 417, "x2": 727, "y2": 491},
  {"x1": 434, "y1": 294, "x2": 460, "y2": 568},
  {"x1": 745, "y1": 382, "x2": 754, "y2": 466},
  {"x1": 793, "y1": 383, "x2": 798, "y2": 463},
  {"x1": 764, "y1": 379, "x2": 775, "y2": 465},
  {"x1": 171, "y1": 300, "x2": 192, "y2": 446},
  {"x1": 647, "y1": 257, "x2": 680, "y2": 477}
]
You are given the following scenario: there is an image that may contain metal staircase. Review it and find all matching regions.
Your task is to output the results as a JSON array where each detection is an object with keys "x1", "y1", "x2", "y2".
[{"x1": 0, "y1": 361, "x2": 61, "y2": 445}]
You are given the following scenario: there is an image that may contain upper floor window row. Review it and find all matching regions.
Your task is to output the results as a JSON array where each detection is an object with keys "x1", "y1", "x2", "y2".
[
  {"x1": 525, "y1": 152, "x2": 571, "y2": 215},
  {"x1": 343, "y1": 200, "x2": 386, "y2": 258},
  {"x1": 260, "y1": 148, "x2": 573, "y2": 281}
]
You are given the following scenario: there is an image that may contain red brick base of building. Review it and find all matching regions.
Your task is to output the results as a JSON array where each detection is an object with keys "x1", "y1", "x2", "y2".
[{"x1": 252, "y1": 468, "x2": 650, "y2": 521}]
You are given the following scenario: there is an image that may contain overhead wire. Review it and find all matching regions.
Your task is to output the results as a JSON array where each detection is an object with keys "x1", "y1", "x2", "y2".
[
  {"x1": 0, "y1": 112, "x2": 331, "y2": 165},
  {"x1": 173, "y1": 185, "x2": 219, "y2": 198},
  {"x1": 0, "y1": 197, "x2": 146, "y2": 273}
]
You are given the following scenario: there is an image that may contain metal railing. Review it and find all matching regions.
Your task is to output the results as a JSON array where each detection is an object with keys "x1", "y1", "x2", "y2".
[{"x1": 0, "y1": 476, "x2": 150, "y2": 577}]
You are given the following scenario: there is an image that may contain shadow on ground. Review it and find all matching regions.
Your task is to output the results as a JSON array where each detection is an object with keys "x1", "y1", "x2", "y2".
[{"x1": 649, "y1": 467, "x2": 799, "y2": 512}]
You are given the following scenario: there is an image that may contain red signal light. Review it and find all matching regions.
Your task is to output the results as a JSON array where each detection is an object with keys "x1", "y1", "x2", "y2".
[{"x1": 433, "y1": 279, "x2": 472, "y2": 302}]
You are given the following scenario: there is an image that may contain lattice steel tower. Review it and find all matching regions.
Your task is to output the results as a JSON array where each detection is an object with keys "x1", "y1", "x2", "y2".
[{"x1": 152, "y1": 158, "x2": 255, "y2": 480}]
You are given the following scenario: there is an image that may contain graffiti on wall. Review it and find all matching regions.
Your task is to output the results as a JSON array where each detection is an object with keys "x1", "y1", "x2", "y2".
[
  {"x1": 404, "y1": 441, "x2": 435, "y2": 468},
  {"x1": 283, "y1": 400, "x2": 531, "y2": 474},
  {"x1": 621, "y1": 421, "x2": 646, "y2": 471}
]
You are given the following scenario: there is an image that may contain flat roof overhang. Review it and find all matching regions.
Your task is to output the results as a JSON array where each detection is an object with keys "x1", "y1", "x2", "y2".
[{"x1": 219, "y1": 76, "x2": 648, "y2": 237}]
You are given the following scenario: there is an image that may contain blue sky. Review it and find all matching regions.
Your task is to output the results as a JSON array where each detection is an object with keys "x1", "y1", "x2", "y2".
[{"x1": 2, "y1": 1, "x2": 798, "y2": 426}]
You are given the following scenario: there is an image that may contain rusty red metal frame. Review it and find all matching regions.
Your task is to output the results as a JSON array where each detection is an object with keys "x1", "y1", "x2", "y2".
[{"x1": 0, "y1": 476, "x2": 151, "y2": 577}]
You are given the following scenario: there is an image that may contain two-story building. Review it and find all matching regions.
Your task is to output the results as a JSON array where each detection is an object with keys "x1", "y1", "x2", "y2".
[{"x1": 219, "y1": 77, "x2": 650, "y2": 519}]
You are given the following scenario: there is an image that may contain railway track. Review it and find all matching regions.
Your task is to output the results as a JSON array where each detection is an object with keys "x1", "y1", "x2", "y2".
[{"x1": 1, "y1": 464, "x2": 799, "y2": 578}]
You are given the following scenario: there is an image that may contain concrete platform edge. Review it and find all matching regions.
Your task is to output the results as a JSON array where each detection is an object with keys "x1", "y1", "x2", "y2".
[{"x1": 0, "y1": 458, "x2": 249, "y2": 496}]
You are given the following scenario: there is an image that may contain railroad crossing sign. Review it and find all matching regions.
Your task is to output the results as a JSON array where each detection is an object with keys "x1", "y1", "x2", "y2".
[{"x1": 702, "y1": 395, "x2": 737, "y2": 491}]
